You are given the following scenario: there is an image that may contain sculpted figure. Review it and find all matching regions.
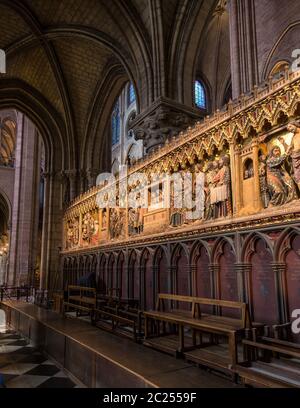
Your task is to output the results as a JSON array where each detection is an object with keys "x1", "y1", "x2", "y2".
[
  {"x1": 170, "y1": 177, "x2": 184, "y2": 227},
  {"x1": 279, "y1": 123, "x2": 300, "y2": 192},
  {"x1": 204, "y1": 162, "x2": 215, "y2": 220},
  {"x1": 82, "y1": 212, "x2": 96, "y2": 244},
  {"x1": 73, "y1": 219, "x2": 79, "y2": 246},
  {"x1": 135, "y1": 206, "x2": 144, "y2": 234},
  {"x1": 258, "y1": 155, "x2": 270, "y2": 208},
  {"x1": 209, "y1": 161, "x2": 219, "y2": 218},
  {"x1": 67, "y1": 221, "x2": 74, "y2": 249},
  {"x1": 266, "y1": 146, "x2": 297, "y2": 206},
  {"x1": 128, "y1": 207, "x2": 136, "y2": 235},
  {"x1": 109, "y1": 209, "x2": 118, "y2": 239},
  {"x1": 212, "y1": 156, "x2": 232, "y2": 218}
]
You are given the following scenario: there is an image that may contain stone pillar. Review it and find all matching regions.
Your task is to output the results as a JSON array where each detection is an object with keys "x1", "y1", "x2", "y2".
[
  {"x1": 190, "y1": 264, "x2": 197, "y2": 296},
  {"x1": 169, "y1": 265, "x2": 176, "y2": 294},
  {"x1": 209, "y1": 264, "x2": 219, "y2": 299},
  {"x1": 251, "y1": 140, "x2": 262, "y2": 211},
  {"x1": 153, "y1": 265, "x2": 159, "y2": 302},
  {"x1": 229, "y1": 142, "x2": 237, "y2": 214},
  {"x1": 234, "y1": 145, "x2": 242, "y2": 213},
  {"x1": 140, "y1": 265, "x2": 146, "y2": 310},
  {"x1": 8, "y1": 114, "x2": 41, "y2": 286},
  {"x1": 49, "y1": 172, "x2": 64, "y2": 291},
  {"x1": 87, "y1": 169, "x2": 98, "y2": 190},
  {"x1": 235, "y1": 263, "x2": 251, "y2": 303},
  {"x1": 79, "y1": 170, "x2": 87, "y2": 194},
  {"x1": 39, "y1": 172, "x2": 50, "y2": 290},
  {"x1": 272, "y1": 262, "x2": 288, "y2": 324},
  {"x1": 66, "y1": 170, "x2": 77, "y2": 201},
  {"x1": 228, "y1": 0, "x2": 259, "y2": 99}
]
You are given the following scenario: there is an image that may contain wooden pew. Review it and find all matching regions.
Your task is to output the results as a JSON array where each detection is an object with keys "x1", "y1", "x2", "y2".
[
  {"x1": 92, "y1": 307, "x2": 138, "y2": 341},
  {"x1": 144, "y1": 294, "x2": 251, "y2": 376},
  {"x1": 63, "y1": 285, "x2": 96, "y2": 317},
  {"x1": 236, "y1": 324, "x2": 300, "y2": 388}
]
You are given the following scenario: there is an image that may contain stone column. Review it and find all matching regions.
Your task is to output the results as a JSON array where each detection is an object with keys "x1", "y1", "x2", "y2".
[
  {"x1": 272, "y1": 262, "x2": 288, "y2": 324},
  {"x1": 79, "y1": 170, "x2": 87, "y2": 194},
  {"x1": 228, "y1": 0, "x2": 259, "y2": 99},
  {"x1": 190, "y1": 264, "x2": 197, "y2": 296},
  {"x1": 87, "y1": 169, "x2": 98, "y2": 190},
  {"x1": 235, "y1": 263, "x2": 251, "y2": 303},
  {"x1": 251, "y1": 140, "x2": 262, "y2": 211},
  {"x1": 169, "y1": 265, "x2": 176, "y2": 294},
  {"x1": 229, "y1": 142, "x2": 237, "y2": 214},
  {"x1": 66, "y1": 170, "x2": 77, "y2": 201},
  {"x1": 234, "y1": 145, "x2": 242, "y2": 213},
  {"x1": 39, "y1": 171, "x2": 51, "y2": 290},
  {"x1": 8, "y1": 114, "x2": 41, "y2": 286},
  {"x1": 209, "y1": 264, "x2": 219, "y2": 299}
]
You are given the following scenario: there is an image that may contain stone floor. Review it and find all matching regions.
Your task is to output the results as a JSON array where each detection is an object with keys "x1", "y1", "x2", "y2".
[{"x1": 0, "y1": 330, "x2": 83, "y2": 388}]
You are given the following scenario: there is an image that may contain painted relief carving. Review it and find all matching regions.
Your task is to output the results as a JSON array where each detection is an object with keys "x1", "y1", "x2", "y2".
[
  {"x1": 266, "y1": 146, "x2": 297, "y2": 206},
  {"x1": 63, "y1": 75, "x2": 300, "y2": 251},
  {"x1": 66, "y1": 218, "x2": 79, "y2": 249},
  {"x1": 210, "y1": 155, "x2": 232, "y2": 219},
  {"x1": 129, "y1": 206, "x2": 144, "y2": 235},
  {"x1": 82, "y1": 211, "x2": 99, "y2": 246},
  {"x1": 110, "y1": 209, "x2": 125, "y2": 239},
  {"x1": 258, "y1": 154, "x2": 270, "y2": 208}
]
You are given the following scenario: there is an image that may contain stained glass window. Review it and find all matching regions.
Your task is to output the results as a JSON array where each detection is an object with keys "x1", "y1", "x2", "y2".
[
  {"x1": 195, "y1": 80, "x2": 206, "y2": 109},
  {"x1": 128, "y1": 82, "x2": 136, "y2": 106},
  {"x1": 112, "y1": 100, "x2": 120, "y2": 146}
]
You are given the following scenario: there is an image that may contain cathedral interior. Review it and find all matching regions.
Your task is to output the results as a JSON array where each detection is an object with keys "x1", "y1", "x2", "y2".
[{"x1": 1, "y1": 0, "x2": 300, "y2": 390}]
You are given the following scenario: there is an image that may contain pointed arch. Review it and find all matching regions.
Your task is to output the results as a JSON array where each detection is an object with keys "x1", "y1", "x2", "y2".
[
  {"x1": 211, "y1": 236, "x2": 236, "y2": 264},
  {"x1": 241, "y1": 232, "x2": 274, "y2": 263},
  {"x1": 274, "y1": 227, "x2": 300, "y2": 262}
]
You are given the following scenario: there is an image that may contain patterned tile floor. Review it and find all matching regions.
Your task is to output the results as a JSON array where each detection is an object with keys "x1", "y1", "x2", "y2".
[{"x1": 0, "y1": 330, "x2": 83, "y2": 388}]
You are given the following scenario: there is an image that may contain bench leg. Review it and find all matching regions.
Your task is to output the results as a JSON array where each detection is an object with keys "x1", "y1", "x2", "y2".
[
  {"x1": 178, "y1": 325, "x2": 184, "y2": 354},
  {"x1": 228, "y1": 333, "x2": 238, "y2": 369},
  {"x1": 144, "y1": 316, "x2": 148, "y2": 339}
]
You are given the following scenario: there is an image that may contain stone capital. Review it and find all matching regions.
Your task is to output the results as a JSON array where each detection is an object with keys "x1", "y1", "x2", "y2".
[{"x1": 130, "y1": 98, "x2": 203, "y2": 153}]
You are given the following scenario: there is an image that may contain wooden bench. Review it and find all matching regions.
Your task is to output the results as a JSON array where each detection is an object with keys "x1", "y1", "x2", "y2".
[
  {"x1": 63, "y1": 286, "x2": 96, "y2": 317},
  {"x1": 92, "y1": 307, "x2": 138, "y2": 341},
  {"x1": 144, "y1": 294, "x2": 251, "y2": 376},
  {"x1": 236, "y1": 325, "x2": 300, "y2": 388}
]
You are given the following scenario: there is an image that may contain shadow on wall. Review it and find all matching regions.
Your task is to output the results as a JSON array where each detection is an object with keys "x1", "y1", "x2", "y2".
[{"x1": 0, "y1": 309, "x2": 6, "y2": 332}]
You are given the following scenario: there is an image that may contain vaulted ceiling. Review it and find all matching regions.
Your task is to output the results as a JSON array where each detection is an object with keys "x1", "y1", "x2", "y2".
[{"x1": 0, "y1": 0, "x2": 220, "y2": 173}]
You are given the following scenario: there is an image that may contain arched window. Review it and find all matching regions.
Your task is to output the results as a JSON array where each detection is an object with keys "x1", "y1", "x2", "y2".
[
  {"x1": 127, "y1": 82, "x2": 136, "y2": 106},
  {"x1": 194, "y1": 80, "x2": 206, "y2": 109},
  {"x1": 111, "y1": 100, "x2": 120, "y2": 146}
]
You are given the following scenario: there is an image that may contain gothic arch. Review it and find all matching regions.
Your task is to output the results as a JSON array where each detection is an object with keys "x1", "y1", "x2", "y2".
[
  {"x1": 274, "y1": 227, "x2": 300, "y2": 262},
  {"x1": 140, "y1": 248, "x2": 154, "y2": 310},
  {"x1": 98, "y1": 253, "x2": 107, "y2": 293},
  {"x1": 116, "y1": 251, "x2": 125, "y2": 297},
  {"x1": 211, "y1": 236, "x2": 236, "y2": 264},
  {"x1": 128, "y1": 249, "x2": 140, "y2": 300},
  {"x1": 262, "y1": 21, "x2": 300, "y2": 80},
  {"x1": 153, "y1": 245, "x2": 170, "y2": 295},
  {"x1": 107, "y1": 252, "x2": 116, "y2": 290},
  {"x1": 190, "y1": 239, "x2": 212, "y2": 265},
  {"x1": 153, "y1": 245, "x2": 169, "y2": 267},
  {"x1": 0, "y1": 79, "x2": 67, "y2": 171},
  {"x1": 171, "y1": 243, "x2": 190, "y2": 296},
  {"x1": 171, "y1": 242, "x2": 190, "y2": 267},
  {"x1": 0, "y1": 189, "x2": 11, "y2": 226},
  {"x1": 241, "y1": 232, "x2": 274, "y2": 263}
]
